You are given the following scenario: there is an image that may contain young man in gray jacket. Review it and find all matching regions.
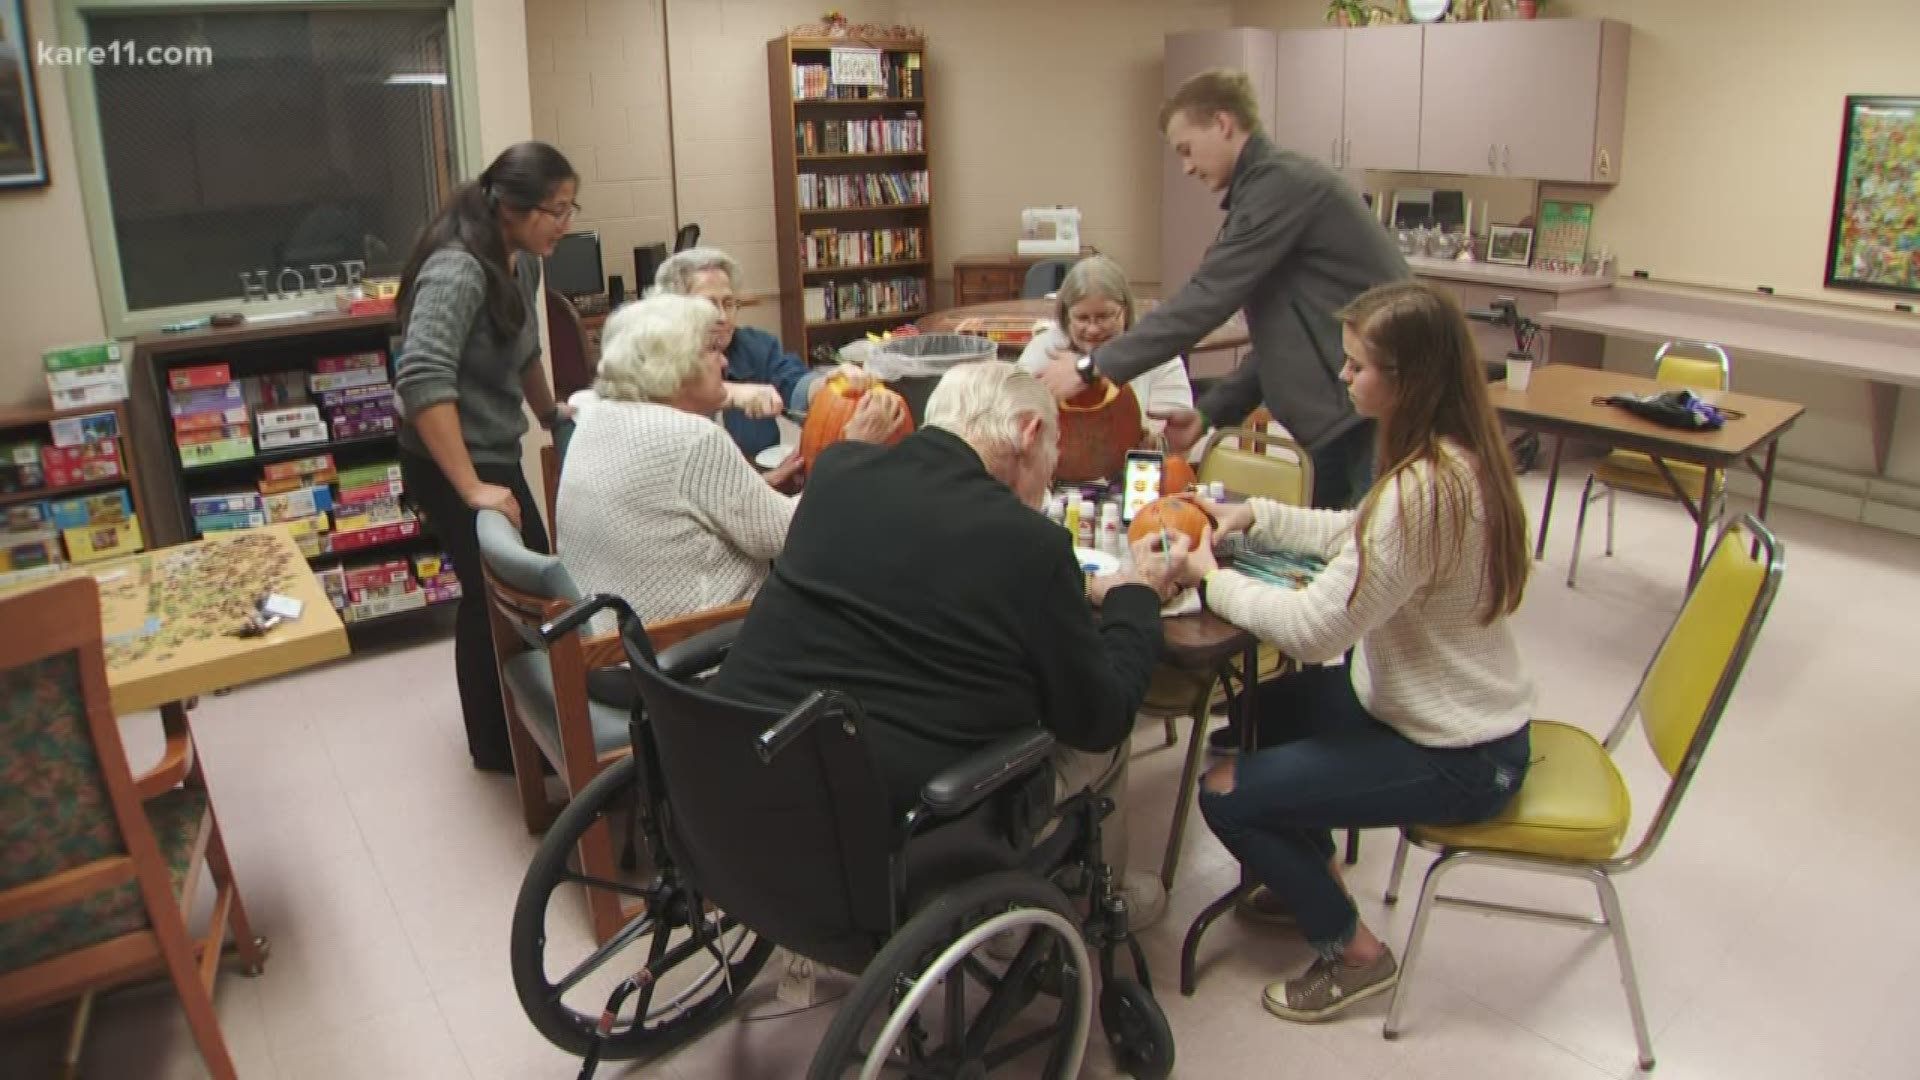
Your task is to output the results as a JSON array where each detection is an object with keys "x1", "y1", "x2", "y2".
[{"x1": 1038, "y1": 68, "x2": 1409, "y2": 509}]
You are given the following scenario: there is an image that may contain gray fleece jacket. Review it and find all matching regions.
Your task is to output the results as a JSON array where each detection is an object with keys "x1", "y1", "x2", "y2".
[
  {"x1": 1093, "y1": 132, "x2": 1409, "y2": 450},
  {"x1": 395, "y1": 247, "x2": 542, "y2": 464}
]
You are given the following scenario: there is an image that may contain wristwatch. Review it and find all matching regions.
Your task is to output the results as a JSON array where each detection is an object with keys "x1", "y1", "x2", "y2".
[{"x1": 1074, "y1": 353, "x2": 1099, "y2": 387}]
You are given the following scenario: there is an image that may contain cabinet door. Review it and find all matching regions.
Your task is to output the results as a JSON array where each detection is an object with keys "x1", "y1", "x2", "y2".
[
  {"x1": 1498, "y1": 20, "x2": 1603, "y2": 182},
  {"x1": 1417, "y1": 22, "x2": 1506, "y2": 177},
  {"x1": 1271, "y1": 30, "x2": 1345, "y2": 167},
  {"x1": 1342, "y1": 26, "x2": 1422, "y2": 171}
]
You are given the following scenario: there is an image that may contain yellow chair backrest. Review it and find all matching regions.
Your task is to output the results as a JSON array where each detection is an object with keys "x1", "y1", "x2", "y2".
[
  {"x1": 1637, "y1": 519, "x2": 1778, "y2": 777},
  {"x1": 1198, "y1": 427, "x2": 1314, "y2": 508},
  {"x1": 1652, "y1": 340, "x2": 1730, "y2": 393}
]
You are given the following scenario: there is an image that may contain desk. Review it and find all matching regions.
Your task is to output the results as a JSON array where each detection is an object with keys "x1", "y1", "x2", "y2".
[
  {"x1": 1494, "y1": 365, "x2": 1805, "y2": 585},
  {"x1": 1540, "y1": 287, "x2": 1920, "y2": 474},
  {"x1": 917, "y1": 300, "x2": 1250, "y2": 358}
]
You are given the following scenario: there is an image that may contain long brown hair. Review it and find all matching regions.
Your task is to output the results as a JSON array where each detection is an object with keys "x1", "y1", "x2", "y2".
[
  {"x1": 397, "y1": 141, "x2": 577, "y2": 341},
  {"x1": 1339, "y1": 281, "x2": 1529, "y2": 623}
]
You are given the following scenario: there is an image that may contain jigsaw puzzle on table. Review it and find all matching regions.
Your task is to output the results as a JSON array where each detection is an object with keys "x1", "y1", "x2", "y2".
[
  {"x1": 952, "y1": 315, "x2": 1041, "y2": 347},
  {"x1": 94, "y1": 531, "x2": 305, "y2": 668}
]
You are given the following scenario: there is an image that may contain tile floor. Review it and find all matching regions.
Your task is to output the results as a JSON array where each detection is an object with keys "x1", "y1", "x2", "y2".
[{"x1": 4, "y1": 468, "x2": 1919, "y2": 1079}]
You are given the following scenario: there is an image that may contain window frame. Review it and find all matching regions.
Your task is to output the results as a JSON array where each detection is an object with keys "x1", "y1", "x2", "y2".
[{"x1": 55, "y1": 0, "x2": 484, "y2": 335}]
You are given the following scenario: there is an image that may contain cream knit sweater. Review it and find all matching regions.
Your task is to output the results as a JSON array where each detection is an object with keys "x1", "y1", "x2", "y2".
[
  {"x1": 557, "y1": 396, "x2": 794, "y2": 633},
  {"x1": 1202, "y1": 445, "x2": 1534, "y2": 748}
]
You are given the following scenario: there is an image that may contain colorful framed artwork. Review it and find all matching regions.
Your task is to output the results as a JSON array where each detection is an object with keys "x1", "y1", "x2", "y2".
[
  {"x1": 1535, "y1": 200, "x2": 1593, "y2": 269},
  {"x1": 1825, "y1": 95, "x2": 1920, "y2": 296},
  {"x1": 0, "y1": 0, "x2": 50, "y2": 188},
  {"x1": 1487, "y1": 224, "x2": 1534, "y2": 267}
]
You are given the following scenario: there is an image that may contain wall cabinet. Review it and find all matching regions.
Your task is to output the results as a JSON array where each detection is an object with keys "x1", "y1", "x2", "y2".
[{"x1": 1270, "y1": 27, "x2": 1422, "y2": 172}]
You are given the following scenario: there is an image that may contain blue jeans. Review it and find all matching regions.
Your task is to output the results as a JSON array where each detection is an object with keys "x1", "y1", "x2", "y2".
[{"x1": 1199, "y1": 666, "x2": 1530, "y2": 955}]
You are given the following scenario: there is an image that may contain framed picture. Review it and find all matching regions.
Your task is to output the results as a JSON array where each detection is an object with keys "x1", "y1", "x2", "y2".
[
  {"x1": 0, "y1": 0, "x2": 49, "y2": 189},
  {"x1": 1825, "y1": 95, "x2": 1920, "y2": 295},
  {"x1": 1487, "y1": 224, "x2": 1534, "y2": 267}
]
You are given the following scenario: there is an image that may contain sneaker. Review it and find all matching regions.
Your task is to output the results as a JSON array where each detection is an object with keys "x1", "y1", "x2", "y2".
[
  {"x1": 1234, "y1": 885, "x2": 1298, "y2": 929},
  {"x1": 1207, "y1": 722, "x2": 1242, "y2": 755},
  {"x1": 1262, "y1": 947, "x2": 1399, "y2": 1023},
  {"x1": 1121, "y1": 871, "x2": 1168, "y2": 933}
]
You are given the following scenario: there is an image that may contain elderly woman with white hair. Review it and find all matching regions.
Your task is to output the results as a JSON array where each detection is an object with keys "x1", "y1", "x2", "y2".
[
  {"x1": 712, "y1": 360, "x2": 1188, "y2": 929},
  {"x1": 557, "y1": 293, "x2": 903, "y2": 630},
  {"x1": 1017, "y1": 255, "x2": 1193, "y2": 439},
  {"x1": 653, "y1": 246, "x2": 869, "y2": 463}
]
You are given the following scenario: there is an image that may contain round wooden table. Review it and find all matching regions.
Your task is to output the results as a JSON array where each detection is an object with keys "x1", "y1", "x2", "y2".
[{"x1": 917, "y1": 300, "x2": 1250, "y2": 356}]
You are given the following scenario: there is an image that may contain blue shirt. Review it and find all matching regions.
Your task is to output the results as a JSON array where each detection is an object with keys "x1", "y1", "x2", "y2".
[{"x1": 720, "y1": 326, "x2": 821, "y2": 459}]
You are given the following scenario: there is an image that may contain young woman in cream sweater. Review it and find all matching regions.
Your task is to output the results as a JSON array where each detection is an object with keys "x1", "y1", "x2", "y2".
[{"x1": 1172, "y1": 280, "x2": 1535, "y2": 1023}]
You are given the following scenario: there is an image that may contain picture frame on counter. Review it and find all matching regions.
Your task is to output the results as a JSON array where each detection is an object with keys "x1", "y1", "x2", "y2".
[
  {"x1": 0, "y1": 0, "x2": 51, "y2": 189},
  {"x1": 1487, "y1": 224, "x2": 1535, "y2": 267}
]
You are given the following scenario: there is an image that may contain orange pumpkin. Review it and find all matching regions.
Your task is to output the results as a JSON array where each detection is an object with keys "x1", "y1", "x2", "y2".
[
  {"x1": 1055, "y1": 379, "x2": 1144, "y2": 483},
  {"x1": 1127, "y1": 494, "x2": 1212, "y2": 549},
  {"x1": 1160, "y1": 455, "x2": 1195, "y2": 497},
  {"x1": 799, "y1": 378, "x2": 914, "y2": 468}
]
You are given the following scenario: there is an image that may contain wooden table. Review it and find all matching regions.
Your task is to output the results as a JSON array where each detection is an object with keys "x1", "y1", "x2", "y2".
[
  {"x1": 2, "y1": 526, "x2": 349, "y2": 715},
  {"x1": 1494, "y1": 364, "x2": 1805, "y2": 586},
  {"x1": 917, "y1": 300, "x2": 1251, "y2": 357}
]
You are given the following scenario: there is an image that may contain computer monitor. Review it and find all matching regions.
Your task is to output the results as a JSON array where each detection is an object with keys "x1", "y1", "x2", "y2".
[{"x1": 545, "y1": 230, "x2": 604, "y2": 301}]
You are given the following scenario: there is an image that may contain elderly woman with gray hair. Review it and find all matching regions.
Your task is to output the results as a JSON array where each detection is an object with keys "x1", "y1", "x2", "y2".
[
  {"x1": 653, "y1": 246, "x2": 870, "y2": 463},
  {"x1": 556, "y1": 293, "x2": 903, "y2": 630},
  {"x1": 1017, "y1": 255, "x2": 1193, "y2": 439}
]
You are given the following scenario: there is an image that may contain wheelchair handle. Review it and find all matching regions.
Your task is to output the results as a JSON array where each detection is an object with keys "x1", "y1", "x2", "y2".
[
  {"x1": 540, "y1": 593, "x2": 638, "y2": 644},
  {"x1": 757, "y1": 689, "x2": 854, "y2": 764}
]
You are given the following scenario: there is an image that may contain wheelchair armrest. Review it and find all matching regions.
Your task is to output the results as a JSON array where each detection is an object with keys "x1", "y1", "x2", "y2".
[
  {"x1": 919, "y1": 729, "x2": 1056, "y2": 819},
  {"x1": 653, "y1": 620, "x2": 744, "y2": 680}
]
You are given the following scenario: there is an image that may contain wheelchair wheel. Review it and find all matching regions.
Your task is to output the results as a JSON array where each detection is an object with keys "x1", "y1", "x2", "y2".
[
  {"x1": 510, "y1": 755, "x2": 774, "y2": 1060},
  {"x1": 1101, "y1": 978, "x2": 1174, "y2": 1080},
  {"x1": 808, "y1": 871, "x2": 1093, "y2": 1080}
]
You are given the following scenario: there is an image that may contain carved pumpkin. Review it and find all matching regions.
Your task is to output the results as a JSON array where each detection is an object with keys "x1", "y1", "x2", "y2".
[
  {"x1": 1054, "y1": 379, "x2": 1144, "y2": 483},
  {"x1": 799, "y1": 378, "x2": 914, "y2": 468},
  {"x1": 1127, "y1": 494, "x2": 1212, "y2": 549},
  {"x1": 1160, "y1": 455, "x2": 1195, "y2": 497}
]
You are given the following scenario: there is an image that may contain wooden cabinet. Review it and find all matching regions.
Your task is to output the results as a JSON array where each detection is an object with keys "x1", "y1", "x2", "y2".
[
  {"x1": 1419, "y1": 19, "x2": 1629, "y2": 183},
  {"x1": 1271, "y1": 30, "x2": 1343, "y2": 169},
  {"x1": 951, "y1": 252, "x2": 1095, "y2": 305},
  {"x1": 1340, "y1": 26, "x2": 1423, "y2": 171}
]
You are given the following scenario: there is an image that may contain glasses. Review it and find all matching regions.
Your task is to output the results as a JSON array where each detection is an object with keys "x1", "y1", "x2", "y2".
[
  {"x1": 703, "y1": 297, "x2": 741, "y2": 314},
  {"x1": 1068, "y1": 308, "x2": 1125, "y2": 330},
  {"x1": 533, "y1": 201, "x2": 581, "y2": 222}
]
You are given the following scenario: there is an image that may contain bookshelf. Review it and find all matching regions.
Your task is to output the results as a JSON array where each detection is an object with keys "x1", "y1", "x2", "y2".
[
  {"x1": 0, "y1": 401, "x2": 148, "y2": 583},
  {"x1": 767, "y1": 31, "x2": 934, "y2": 363},
  {"x1": 128, "y1": 311, "x2": 458, "y2": 637}
]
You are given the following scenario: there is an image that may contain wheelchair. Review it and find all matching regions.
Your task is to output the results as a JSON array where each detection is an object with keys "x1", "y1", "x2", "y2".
[{"x1": 509, "y1": 593, "x2": 1175, "y2": 1079}]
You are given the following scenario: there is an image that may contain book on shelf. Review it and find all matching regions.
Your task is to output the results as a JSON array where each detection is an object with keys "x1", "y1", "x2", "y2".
[
  {"x1": 801, "y1": 226, "x2": 925, "y2": 270},
  {"x1": 796, "y1": 170, "x2": 930, "y2": 210},
  {"x1": 795, "y1": 115, "x2": 924, "y2": 155},
  {"x1": 814, "y1": 276, "x2": 928, "y2": 324},
  {"x1": 789, "y1": 52, "x2": 920, "y2": 100}
]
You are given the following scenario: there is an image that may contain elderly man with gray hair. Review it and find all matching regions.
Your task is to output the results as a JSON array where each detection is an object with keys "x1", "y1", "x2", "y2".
[
  {"x1": 712, "y1": 360, "x2": 1189, "y2": 929},
  {"x1": 652, "y1": 246, "x2": 869, "y2": 463}
]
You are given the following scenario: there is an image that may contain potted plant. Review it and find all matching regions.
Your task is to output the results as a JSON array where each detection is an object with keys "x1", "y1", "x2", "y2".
[
  {"x1": 1515, "y1": 0, "x2": 1545, "y2": 17},
  {"x1": 1325, "y1": 0, "x2": 1370, "y2": 26}
]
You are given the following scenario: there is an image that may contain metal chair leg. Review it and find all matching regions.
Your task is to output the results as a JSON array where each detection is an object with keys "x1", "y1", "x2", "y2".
[
  {"x1": 1604, "y1": 485, "x2": 1617, "y2": 557},
  {"x1": 61, "y1": 990, "x2": 95, "y2": 1080},
  {"x1": 1344, "y1": 827, "x2": 1360, "y2": 866},
  {"x1": 1383, "y1": 849, "x2": 1461, "y2": 1039},
  {"x1": 1383, "y1": 833, "x2": 1412, "y2": 905},
  {"x1": 1593, "y1": 870, "x2": 1657, "y2": 1071},
  {"x1": 1568, "y1": 474, "x2": 1598, "y2": 587}
]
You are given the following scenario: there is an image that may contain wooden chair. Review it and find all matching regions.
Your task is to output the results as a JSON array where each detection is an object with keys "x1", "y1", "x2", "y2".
[
  {"x1": 0, "y1": 578, "x2": 266, "y2": 1080},
  {"x1": 475, "y1": 510, "x2": 748, "y2": 942}
]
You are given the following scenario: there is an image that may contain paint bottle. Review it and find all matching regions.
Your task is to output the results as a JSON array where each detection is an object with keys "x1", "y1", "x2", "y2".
[
  {"x1": 1098, "y1": 503, "x2": 1124, "y2": 558},
  {"x1": 1076, "y1": 499, "x2": 1096, "y2": 548},
  {"x1": 1062, "y1": 498, "x2": 1080, "y2": 541}
]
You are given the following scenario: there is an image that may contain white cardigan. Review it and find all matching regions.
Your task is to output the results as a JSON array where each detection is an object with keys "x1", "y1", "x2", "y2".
[
  {"x1": 1202, "y1": 445, "x2": 1535, "y2": 748},
  {"x1": 557, "y1": 395, "x2": 794, "y2": 633},
  {"x1": 1016, "y1": 325, "x2": 1193, "y2": 434}
]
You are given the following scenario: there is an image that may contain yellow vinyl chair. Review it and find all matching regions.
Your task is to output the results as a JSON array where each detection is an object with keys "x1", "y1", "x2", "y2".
[
  {"x1": 1145, "y1": 426, "x2": 1324, "y2": 887},
  {"x1": 1381, "y1": 515, "x2": 1784, "y2": 1071},
  {"x1": 1568, "y1": 340, "x2": 1731, "y2": 587}
]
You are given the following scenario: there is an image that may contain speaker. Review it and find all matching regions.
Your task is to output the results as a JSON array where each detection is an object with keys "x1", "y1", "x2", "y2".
[
  {"x1": 608, "y1": 274, "x2": 625, "y2": 306},
  {"x1": 633, "y1": 243, "x2": 668, "y2": 294}
]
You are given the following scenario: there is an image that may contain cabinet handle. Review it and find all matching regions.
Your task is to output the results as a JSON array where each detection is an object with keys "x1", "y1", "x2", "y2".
[
  {"x1": 1598, "y1": 148, "x2": 1612, "y2": 178},
  {"x1": 1345, "y1": 138, "x2": 1353, "y2": 167},
  {"x1": 1487, "y1": 143, "x2": 1497, "y2": 171},
  {"x1": 1502, "y1": 144, "x2": 1511, "y2": 173},
  {"x1": 1332, "y1": 138, "x2": 1340, "y2": 166}
]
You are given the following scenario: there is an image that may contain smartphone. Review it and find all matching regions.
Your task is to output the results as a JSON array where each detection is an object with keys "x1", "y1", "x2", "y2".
[{"x1": 1121, "y1": 449, "x2": 1165, "y2": 523}]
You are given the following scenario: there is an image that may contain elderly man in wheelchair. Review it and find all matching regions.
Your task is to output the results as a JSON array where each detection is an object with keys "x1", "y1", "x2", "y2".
[{"x1": 510, "y1": 361, "x2": 1186, "y2": 1078}]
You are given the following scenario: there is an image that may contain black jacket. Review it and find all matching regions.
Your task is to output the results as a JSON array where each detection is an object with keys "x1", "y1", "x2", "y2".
[{"x1": 711, "y1": 428, "x2": 1165, "y2": 812}]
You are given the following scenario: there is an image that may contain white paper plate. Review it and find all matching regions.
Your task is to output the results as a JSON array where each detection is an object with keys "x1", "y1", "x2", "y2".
[
  {"x1": 1074, "y1": 546, "x2": 1119, "y2": 577},
  {"x1": 755, "y1": 444, "x2": 797, "y2": 470}
]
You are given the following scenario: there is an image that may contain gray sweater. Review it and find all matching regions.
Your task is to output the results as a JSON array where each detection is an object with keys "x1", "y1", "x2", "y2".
[
  {"x1": 395, "y1": 247, "x2": 543, "y2": 464},
  {"x1": 1094, "y1": 133, "x2": 1409, "y2": 450}
]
